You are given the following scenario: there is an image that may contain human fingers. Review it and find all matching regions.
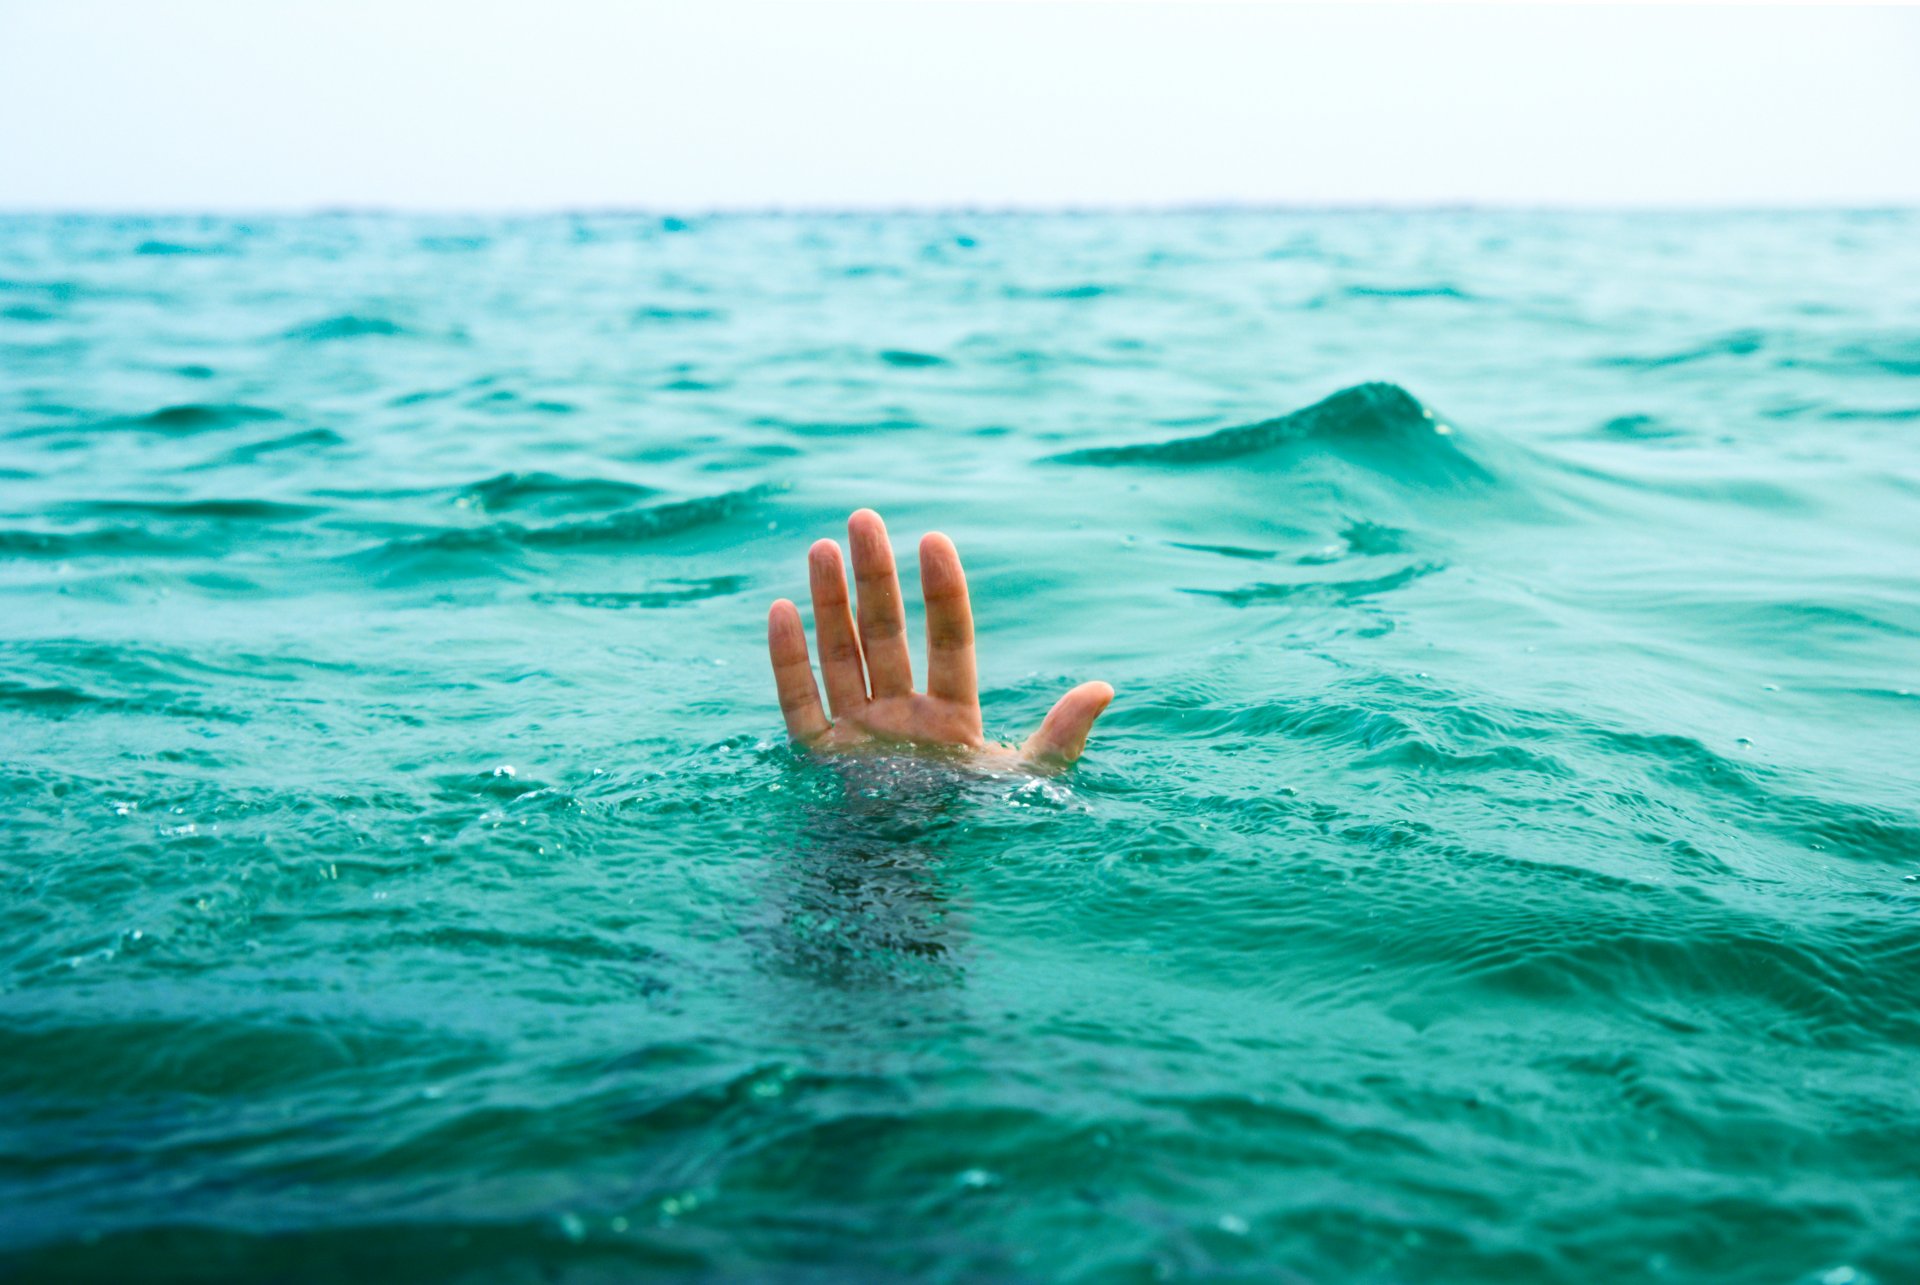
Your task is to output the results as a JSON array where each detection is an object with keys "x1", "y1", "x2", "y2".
[
  {"x1": 767, "y1": 599, "x2": 830, "y2": 742},
  {"x1": 808, "y1": 539, "x2": 868, "y2": 716},
  {"x1": 1022, "y1": 681, "x2": 1115, "y2": 767},
  {"x1": 919, "y1": 532, "x2": 977, "y2": 707},
  {"x1": 848, "y1": 509, "x2": 914, "y2": 698}
]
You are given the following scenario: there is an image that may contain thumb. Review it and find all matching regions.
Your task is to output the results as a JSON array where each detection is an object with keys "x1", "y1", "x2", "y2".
[{"x1": 1022, "y1": 681, "x2": 1115, "y2": 768}]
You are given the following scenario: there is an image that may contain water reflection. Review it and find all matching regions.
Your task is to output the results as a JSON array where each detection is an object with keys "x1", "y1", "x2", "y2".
[{"x1": 755, "y1": 751, "x2": 976, "y2": 996}]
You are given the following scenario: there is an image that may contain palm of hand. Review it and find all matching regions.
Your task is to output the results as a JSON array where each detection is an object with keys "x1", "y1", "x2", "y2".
[{"x1": 768, "y1": 510, "x2": 1112, "y2": 768}]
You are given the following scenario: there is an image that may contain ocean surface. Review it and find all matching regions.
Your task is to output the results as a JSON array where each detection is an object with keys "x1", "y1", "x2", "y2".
[{"x1": 2, "y1": 211, "x2": 1917, "y2": 1283}]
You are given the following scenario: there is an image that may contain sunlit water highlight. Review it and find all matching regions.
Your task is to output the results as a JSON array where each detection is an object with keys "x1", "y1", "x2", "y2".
[{"x1": 2, "y1": 212, "x2": 1918, "y2": 1283}]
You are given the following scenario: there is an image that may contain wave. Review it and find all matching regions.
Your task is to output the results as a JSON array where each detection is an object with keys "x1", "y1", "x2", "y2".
[
  {"x1": 454, "y1": 471, "x2": 659, "y2": 517},
  {"x1": 95, "y1": 403, "x2": 285, "y2": 435},
  {"x1": 200, "y1": 427, "x2": 346, "y2": 467},
  {"x1": 1820, "y1": 335, "x2": 1920, "y2": 378},
  {"x1": 282, "y1": 314, "x2": 407, "y2": 342},
  {"x1": 1186, "y1": 562, "x2": 1444, "y2": 608},
  {"x1": 1333, "y1": 283, "x2": 1475, "y2": 302},
  {"x1": 355, "y1": 484, "x2": 778, "y2": 567},
  {"x1": 0, "y1": 526, "x2": 197, "y2": 557},
  {"x1": 134, "y1": 239, "x2": 229, "y2": 256},
  {"x1": 1594, "y1": 413, "x2": 1689, "y2": 442},
  {"x1": 1599, "y1": 327, "x2": 1920, "y2": 380},
  {"x1": 878, "y1": 348, "x2": 947, "y2": 368},
  {"x1": 1167, "y1": 541, "x2": 1280, "y2": 561},
  {"x1": 1600, "y1": 329, "x2": 1767, "y2": 370},
  {"x1": 1003, "y1": 282, "x2": 1112, "y2": 300},
  {"x1": 532, "y1": 577, "x2": 751, "y2": 609},
  {"x1": 1050, "y1": 382, "x2": 1493, "y2": 485},
  {"x1": 0, "y1": 678, "x2": 239, "y2": 722},
  {"x1": 632, "y1": 305, "x2": 724, "y2": 324},
  {"x1": 64, "y1": 498, "x2": 320, "y2": 522}
]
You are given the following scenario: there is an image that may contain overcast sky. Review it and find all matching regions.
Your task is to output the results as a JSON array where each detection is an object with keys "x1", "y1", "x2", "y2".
[{"x1": 1, "y1": 1, "x2": 1915, "y2": 210}]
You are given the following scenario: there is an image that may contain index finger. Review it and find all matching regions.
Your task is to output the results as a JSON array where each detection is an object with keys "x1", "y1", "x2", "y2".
[{"x1": 767, "y1": 599, "x2": 830, "y2": 742}]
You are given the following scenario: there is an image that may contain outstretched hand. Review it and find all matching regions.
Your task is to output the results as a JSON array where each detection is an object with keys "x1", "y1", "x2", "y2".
[{"x1": 768, "y1": 510, "x2": 1113, "y2": 769}]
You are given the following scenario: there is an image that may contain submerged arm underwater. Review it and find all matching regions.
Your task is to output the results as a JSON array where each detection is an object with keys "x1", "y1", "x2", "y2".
[{"x1": 767, "y1": 509, "x2": 1113, "y2": 769}]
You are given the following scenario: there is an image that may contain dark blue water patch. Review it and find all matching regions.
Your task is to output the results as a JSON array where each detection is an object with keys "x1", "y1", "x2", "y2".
[
  {"x1": 0, "y1": 678, "x2": 241, "y2": 723},
  {"x1": 134, "y1": 240, "x2": 229, "y2": 257},
  {"x1": 755, "y1": 415, "x2": 922, "y2": 438},
  {"x1": 878, "y1": 349, "x2": 948, "y2": 368},
  {"x1": 282, "y1": 315, "x2": 408, "y2": 342},
  {"x1": 1186, "y1": 561, "x2": 1444, "y2": 607},
  {"x1": 1821, "y1": 335, "x2": 1920, "y2": 378},
  {"x1": 1003, "y1": 283, "x2": 1111, "y2": 300},
  {"x1": 1599, "y1": 329, "x2": 1767, "y2": 369},
  {"x1": 90, "y1": 403, "x2": 285, "y2": 436},
  {"x1": 60, "y1": 498, "x2": 322, "y2": 522},
  {"x1": 354, "y1": 484, "x2": 779, "y2": 566},
  {"x1": 455, "y1": 472, "x2": 661, "y2": 517},
  {"x1": 1338, "y1": 283, "x2": 1475, "y2": 301},
  {"x1": 1168, "y1": 541, "x2": 1280, "y2": 561},
  {"x1": 1820, "y1": 405, "x2": 1920, "y2": 422},
  {"x1": 198, "y1": 428, "x2": 347, "y2": 467},
  {"x1": 1, "y1": 304, "x2": 57, "y2": 323},
  {"x1": 1338, "y1": 520, "x2": 1411, "y2": 556},
  {"x1": 0, "y1": 525, "x2": 200, "y2": 558},
  {"x1": 0, "y1": 277, "x2": 83, "y2": 303},
  {"x1": 632, "y1": 306, "x2": 725, "y2": 324},
  {"x1": 532, "y1": 578, "x2": 752, "y2": 609},
  {"x1": 1762, "y1": 401, "x2": 1920, "y2": 424},
  {"x1": 1595, "y1": 414, "x2": 1689, "y2": 441},
  {"x1": 464, "y1": 389, "x2": 578, "y2": 415}
]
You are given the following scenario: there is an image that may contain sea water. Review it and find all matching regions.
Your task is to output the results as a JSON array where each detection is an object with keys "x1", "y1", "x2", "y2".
[{"x1": 2, "y1": 211, "x2": 1916, "y2": 1283}]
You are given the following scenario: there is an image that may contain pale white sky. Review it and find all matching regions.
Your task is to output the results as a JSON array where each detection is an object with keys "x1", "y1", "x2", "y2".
[{"x1": 0, "y1": 1, "x2": 1915, "y2": 210}]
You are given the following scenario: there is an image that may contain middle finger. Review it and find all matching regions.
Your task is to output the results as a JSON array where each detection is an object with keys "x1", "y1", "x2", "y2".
[{"x1": 848, "y1": 509, "x2": 914, "y2": 698}]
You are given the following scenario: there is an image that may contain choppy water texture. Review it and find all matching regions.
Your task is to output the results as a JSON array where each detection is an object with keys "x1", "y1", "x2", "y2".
[{"x1": 2, "y1": 212, "x2": 1918, "y2": 1284}]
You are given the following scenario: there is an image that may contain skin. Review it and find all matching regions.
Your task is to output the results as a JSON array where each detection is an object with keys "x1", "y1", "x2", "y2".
[{"x1": 767, "y1": 509, "x2": 1114, "y2": 769}]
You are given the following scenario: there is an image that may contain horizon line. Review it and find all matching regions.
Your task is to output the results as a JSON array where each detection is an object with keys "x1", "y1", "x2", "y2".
[{"x1": 1, "y1": 201, "x2": 1915, "y2": 219}]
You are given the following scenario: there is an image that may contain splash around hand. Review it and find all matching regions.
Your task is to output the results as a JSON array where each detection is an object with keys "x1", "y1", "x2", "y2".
[{"x1": 767, "y1": 509, "x2": 1113, "y2": 770}]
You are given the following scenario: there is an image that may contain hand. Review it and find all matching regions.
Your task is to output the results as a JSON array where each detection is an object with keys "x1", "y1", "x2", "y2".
[{"x1": 767, "y1": 510, "x2": 1114, "y2": 769}]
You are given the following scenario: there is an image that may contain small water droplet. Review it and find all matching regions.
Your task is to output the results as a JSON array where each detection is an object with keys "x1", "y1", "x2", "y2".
[
  {"x1": 957, "y1": 1168, "x2": 1000, "y2": 1190},
  {"x1": 1217, "y1": 1214, "x2": 1249, "y2": 1236},
  {"x1": 556, "y1": 1212, "x2": 586, "y2": 1243}
]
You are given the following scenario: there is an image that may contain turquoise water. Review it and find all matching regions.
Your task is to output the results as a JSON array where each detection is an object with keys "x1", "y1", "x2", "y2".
[{"x1": 2, "y1": 212, "x2": 1918, "y2": 1283}]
